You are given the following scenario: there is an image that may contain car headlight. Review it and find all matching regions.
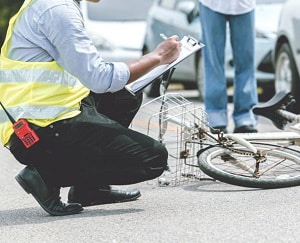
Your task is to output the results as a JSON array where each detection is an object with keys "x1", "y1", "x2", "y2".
[
  {"x1": 256, "y1": 29, "x2": 268, "y2": 38},
  {"x1": 256, "y1": 29, "x2": 276, "y2": 39}
]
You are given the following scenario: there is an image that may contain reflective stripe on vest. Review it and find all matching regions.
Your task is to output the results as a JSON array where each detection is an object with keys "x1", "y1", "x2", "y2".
[{"x1": 0, "y1": 0, "x2": 90, "y2": 145}]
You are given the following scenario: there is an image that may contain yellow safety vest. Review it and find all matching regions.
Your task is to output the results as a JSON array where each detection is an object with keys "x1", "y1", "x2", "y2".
[{"x1": 0, "y1": 0, "x2": 90, "y2": 145}]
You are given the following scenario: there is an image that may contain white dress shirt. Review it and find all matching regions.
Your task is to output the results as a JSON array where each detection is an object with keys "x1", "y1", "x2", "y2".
[{"x1": 8, "y1": 0, "x2": 130, "y2": 93}]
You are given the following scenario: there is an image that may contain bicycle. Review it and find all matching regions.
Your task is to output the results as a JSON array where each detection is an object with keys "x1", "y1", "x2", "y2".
[
  {"x1": 132, "y1": 79, "x2": 300, "y2": 189},
  {"x1": 196, "y1": 90, "x2": 300, "y2": 189}
]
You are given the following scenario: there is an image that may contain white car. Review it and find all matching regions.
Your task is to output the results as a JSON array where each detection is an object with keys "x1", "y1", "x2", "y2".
[
  {"x1": 143, "y1": 0, "x2": 285, "y2": 100},
  {"x1": 79, "y1": 0, "x2": 154, "y2": 62},
  {"x1": 273, "y1": 0, "x2": 300, "y2": 113}
]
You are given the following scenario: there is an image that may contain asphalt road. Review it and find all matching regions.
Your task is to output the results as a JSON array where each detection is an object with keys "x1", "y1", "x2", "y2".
[{"x1": 1, "y1": 90, "x2": 299, "y2": 243}]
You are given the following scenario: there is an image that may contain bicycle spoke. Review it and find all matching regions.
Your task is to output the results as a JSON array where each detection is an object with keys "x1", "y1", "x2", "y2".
[
  {"x1": 198, "y1": 143, "x2": 300, "y2": 188},
  {"x1": 220, "y1": 154, "x2": 255, "y2": 175}
]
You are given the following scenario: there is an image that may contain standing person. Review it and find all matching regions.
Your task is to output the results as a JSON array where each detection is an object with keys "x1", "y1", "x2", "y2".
[
  {"x1": 199, "y1": 0, "x2": 258, "y2": 133},
  {"x1": 0, "y1": 0, "x2": 181, "y2": 216}
]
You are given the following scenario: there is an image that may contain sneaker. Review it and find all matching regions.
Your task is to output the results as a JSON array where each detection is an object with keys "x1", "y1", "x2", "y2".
[{"x1": 234, "y1": 125, "x2": 257, "y2": 133}]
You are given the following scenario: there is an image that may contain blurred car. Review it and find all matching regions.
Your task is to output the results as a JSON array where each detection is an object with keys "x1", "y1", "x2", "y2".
[
  {"x1": 142, "y1": 0, "x2": 202, "y2": 98},
  {"x1": 79, "y1": 0, "x2": 154, "y2": 62},
  {"x1": 143, "y1": 0, "x2": 285, "y2": 99},
  {"x1": 273, "y1": 0, "x2": 300, "y2": 112}
]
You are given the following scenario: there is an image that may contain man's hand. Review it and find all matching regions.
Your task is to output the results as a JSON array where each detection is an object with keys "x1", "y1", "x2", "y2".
[
  {"x1": 126, "y1": 35, "x2": 181, "y2": 84},
  {"x1": 153, "y1": 35, "x2": 182, "y2": 65}
]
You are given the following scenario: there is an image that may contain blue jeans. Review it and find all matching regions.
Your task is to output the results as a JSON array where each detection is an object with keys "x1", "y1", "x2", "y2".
[{"x1": 200, "y1": 3, "x2": 258, "y2": 128}]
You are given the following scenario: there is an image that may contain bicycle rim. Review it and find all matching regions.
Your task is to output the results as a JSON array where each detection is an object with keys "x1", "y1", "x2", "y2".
[{"x1": 198, "y1": 143, "x2": 300, "y2": 189}]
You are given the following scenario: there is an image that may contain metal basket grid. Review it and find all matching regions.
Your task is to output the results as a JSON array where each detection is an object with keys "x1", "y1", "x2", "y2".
[{"x1": 131, "y1": 93, "x2": 209, "y2": 186}]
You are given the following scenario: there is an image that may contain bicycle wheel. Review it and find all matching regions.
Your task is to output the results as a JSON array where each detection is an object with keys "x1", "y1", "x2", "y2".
[{"x1": 197, "y1": 143, "x2": 300, "y2": 189}]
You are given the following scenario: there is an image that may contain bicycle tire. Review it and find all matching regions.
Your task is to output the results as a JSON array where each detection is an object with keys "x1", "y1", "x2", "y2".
[{"x1": 197, "y1": 143, "x2": 300, "y2": 189}]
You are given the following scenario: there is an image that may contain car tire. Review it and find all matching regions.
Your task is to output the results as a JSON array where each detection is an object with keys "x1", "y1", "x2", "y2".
[
  {"x1": 275, "y1": 43, "x2": 300, "y2": 113},
  {"x1": 259, "y1": 82, "x2": 275, "y2": 102}
]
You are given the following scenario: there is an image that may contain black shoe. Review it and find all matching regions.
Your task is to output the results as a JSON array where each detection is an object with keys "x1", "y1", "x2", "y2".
[
  {"x1": 15, "y1": 166, "x2": 83, "y2": 216},
  {"x1": 210, "y1": 126, "x2": 228, "y2": 134},
  {"x1": 234, "y1": 125, "x2": 257, "y2": 133},
  {"x1": 68, "y1": 186, "x2": 141, "y2": 207}
]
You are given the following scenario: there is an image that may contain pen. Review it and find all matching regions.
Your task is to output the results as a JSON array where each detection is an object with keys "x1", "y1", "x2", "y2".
[{"x1": 160, "y1": 33, "x2": 168, "y2": 40}]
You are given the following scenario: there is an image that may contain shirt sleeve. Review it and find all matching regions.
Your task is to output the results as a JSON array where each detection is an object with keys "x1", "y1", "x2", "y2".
[{"x1": 37, "y1": 3, "x2": 130, "y2": 93}]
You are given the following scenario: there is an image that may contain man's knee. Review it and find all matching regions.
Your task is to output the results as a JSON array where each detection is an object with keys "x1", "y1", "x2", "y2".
[{"x1": 147, "y1": 142, "x2": 168, "y2": 178}]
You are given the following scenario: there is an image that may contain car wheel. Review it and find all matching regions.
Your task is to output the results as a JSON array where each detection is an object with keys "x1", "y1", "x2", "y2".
[
  {"x1": 275, "y1": 43, "x2": 300, "y2": 112},
  {"x1": 196, "y1": 54, "x2": 205, "y2": 102},
  {"x1": 259, "y1": 82, "x2": 275, "y2": 102}
]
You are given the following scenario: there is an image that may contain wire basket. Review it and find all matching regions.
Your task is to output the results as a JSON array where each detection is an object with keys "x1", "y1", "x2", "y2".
[{"x1": 131, "y1": 93, "x2": 211, "y2": 186}]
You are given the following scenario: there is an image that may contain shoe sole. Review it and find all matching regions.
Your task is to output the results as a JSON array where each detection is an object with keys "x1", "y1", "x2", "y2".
[
  {"x1": 15, "y1": 175, "x2": 83, "y2": 216},
  {"x1": 70, "y1": 192, "x2": 142, "y2": 207}
]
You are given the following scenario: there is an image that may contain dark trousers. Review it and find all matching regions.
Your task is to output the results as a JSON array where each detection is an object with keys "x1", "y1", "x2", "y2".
[{"x1": 9, "y1": 89, "x2": 168, "y2": 187}]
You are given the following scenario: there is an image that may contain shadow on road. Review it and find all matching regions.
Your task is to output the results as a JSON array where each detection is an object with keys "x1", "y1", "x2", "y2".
[
  {"x1": 0, "y1": 207, "x2": 144, "y2": 227},
  {"x1": 182, "y1": 181, "x2": 263, "y2": 193}
]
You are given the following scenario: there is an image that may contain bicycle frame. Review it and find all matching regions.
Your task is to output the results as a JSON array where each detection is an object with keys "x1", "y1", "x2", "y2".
[
  {"x1": 131, "y1": 91, "x2": 300, "y2": 187},
  {"x1": 215, "y1": 131, "x2": 300, "y2": 146}
]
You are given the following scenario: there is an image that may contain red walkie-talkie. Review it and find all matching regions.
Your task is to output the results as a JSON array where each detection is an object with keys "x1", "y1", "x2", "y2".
[{"x1": 0, "y1": 101, "x2": 39, "y2": 148}]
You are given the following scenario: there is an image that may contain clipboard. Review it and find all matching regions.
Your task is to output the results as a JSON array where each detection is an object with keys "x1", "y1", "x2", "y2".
[{"x1": 125, "y1": 35, "x2": 205, "y2": 95}]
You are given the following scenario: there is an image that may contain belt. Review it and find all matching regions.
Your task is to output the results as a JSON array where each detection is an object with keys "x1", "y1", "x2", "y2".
[{"x1": 6, "y1": 123, "x2": 41, "y2": 149}]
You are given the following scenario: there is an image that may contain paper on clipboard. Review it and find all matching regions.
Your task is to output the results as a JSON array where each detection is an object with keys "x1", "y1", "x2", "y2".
[{"x1": 125, "y1": 35, "x2": 204, "y2": 95}]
